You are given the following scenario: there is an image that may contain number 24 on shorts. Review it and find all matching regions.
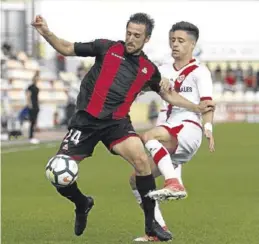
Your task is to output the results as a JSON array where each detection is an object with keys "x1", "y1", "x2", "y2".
[{"x1": 63, "y1": 129, "x2": 82, "y2": 145}]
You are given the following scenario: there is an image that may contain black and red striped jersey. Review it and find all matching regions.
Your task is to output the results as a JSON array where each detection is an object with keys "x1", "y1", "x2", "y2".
[{"x1": 74, "y1": 39, "x2": 161, "y2": 120}]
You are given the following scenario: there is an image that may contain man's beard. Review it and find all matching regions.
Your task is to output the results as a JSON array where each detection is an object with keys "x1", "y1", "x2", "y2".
[{"x1": 126, "y1": 43, "x2": 144, "y2": 55}]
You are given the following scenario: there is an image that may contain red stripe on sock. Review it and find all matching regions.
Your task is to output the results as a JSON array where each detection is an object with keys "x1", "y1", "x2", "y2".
[{"x1": 153, "y1": 147, "x2": 167, "y2": 165}]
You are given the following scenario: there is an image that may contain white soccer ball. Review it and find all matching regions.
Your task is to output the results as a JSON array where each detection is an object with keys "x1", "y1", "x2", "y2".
[{"x1": 45, "y1": 154, "x2": 78, "y2": 187}]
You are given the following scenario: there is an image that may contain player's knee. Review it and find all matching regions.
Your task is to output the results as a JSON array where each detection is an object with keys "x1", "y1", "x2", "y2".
[
  {"x1": 141, "y1": 131, "x2": 155, "y2": 143},
  {"x1": 133, "y1": 153, "x2": 150, "y2": 175},
  {"x1": 129, "y1": 172, "x2": 137, "y2": 189}
]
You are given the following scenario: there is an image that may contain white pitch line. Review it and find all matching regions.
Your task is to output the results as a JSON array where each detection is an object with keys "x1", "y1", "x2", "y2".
[{"x1": 1, "y1": 143, "x2": 57, "y2": 154}]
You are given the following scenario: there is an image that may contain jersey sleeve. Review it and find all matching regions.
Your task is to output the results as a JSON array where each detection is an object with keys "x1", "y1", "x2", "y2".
[
  {"x1": 74, "y1": 39, "x2": 113, "y2": 57},
  {"x1": 196, "y1": 65, "x2": 213, "y2": 100},
  {"x1": 146, "y1": 66, "x2": 161, "y2": 93}
]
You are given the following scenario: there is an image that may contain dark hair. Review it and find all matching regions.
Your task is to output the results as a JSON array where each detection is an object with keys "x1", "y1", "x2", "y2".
[
  {"x1": 127, "y1": 13, "x2": 155, "y2": 37},
  {"x1": 170, "y1": 21, "x2": 199, "y2": 41}
]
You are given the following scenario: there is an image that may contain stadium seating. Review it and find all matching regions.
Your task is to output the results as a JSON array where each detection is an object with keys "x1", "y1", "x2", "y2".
[
  {"x1": 222, "y1": 91, "x2": 235, "y2": 102},
  {"x1": 5, "y1": 60, "x2": 24, "y2": 69},
  {"x1": 37, "y1": 81, "x2": 52, "y2": 90},
  {"x1": 233, "y1": 91, "x2": 245, "y2": 102},
  {"x1": 7, "y1": 69, "x2": 36, "y2": 80},
  {"x1": 1, "y1": 57, "x2": 258, "y2": 129},
  {"x1": 213, "y1": 82, "x2": 224, "y2": 94},
  {"x1": 24, "y1": 60, "x2": 39, "y2": 71},
  {"x1": 1, "y1": 58, "x2": 69, "y2": 117},
  {"x1": 7, "y1": 90, "x2": 26, "y2": 101},
  {"x1": 255, "y1": 91, "x2": 259, "y2": 102},
  {"x1": 244, "y1": 91, "x2": 256, "y2": 102}
]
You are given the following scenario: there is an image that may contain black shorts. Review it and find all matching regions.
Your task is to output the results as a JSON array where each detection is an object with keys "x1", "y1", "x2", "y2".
[{"x1": 57, "y1": 111, "x2": 138, "y2": 160}]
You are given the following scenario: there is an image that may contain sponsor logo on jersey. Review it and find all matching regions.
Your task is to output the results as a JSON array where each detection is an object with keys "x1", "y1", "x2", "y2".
[
  {"x1": 141, "y1": 67, "x2": 148, "y2": 74},
  {"x1": 175, "y1": 86, "x2": 192, "y2": 92},
  {"x1": 177, "y1": 75, "x2": 186, "y2": 83},
  {"x1": 111, "y1": 52, "x2": 125, "y2": 60}
]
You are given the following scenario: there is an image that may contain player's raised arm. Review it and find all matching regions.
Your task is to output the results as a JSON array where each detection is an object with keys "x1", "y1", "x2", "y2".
[
  {"x1": 32, "y1": 15, "x2": 106, "y2": 57},
  {"x1": 31, "y1": 15, "x2": 76, "y2": 56}
]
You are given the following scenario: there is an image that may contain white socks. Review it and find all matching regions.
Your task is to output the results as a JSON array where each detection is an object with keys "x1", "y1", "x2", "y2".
[
  {"x1": 145, "y1": 139, "x2": 177, "y2": 180},
  {"x1": 132, "y1": 189, "x2": 166, "y2": 227},
  {"x1": 154, "y1": 201, "x2": 166, "y2": 227},
  {"x1": 131, "y1": 164, "x2": 183, "y2": 229}
]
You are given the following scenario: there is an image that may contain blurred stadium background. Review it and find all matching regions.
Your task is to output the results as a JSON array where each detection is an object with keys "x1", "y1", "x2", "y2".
[
  {"x1": 1, "y1": 0, "x2": 259, "y2": 140},
  {"x1": 1, "y1": 1, "x2": 259, "y2": 244}
]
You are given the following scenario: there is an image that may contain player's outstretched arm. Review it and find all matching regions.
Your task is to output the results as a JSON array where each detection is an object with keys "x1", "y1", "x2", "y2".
[
  {"x1": 31, "y1": 15, "x2": 75, "y2": 56},
  {"x1": 203, "y1": 110, "x2": 215, "y2": 152},
  {"x1": 202, "y1": 110, "x2": 214, "y2": 128},
  {"x1": 196, "y1": 65, "x2": 215, "y2": 151},
  {"x1": 160, "y1": 89, "x2": 198, "y2": 112},
  {"x1": 160, "y1": 89, "x2": 214, "y2": 114},
  {"x1": 158, "y1": 78, "x2": 215, "y2": 113}
]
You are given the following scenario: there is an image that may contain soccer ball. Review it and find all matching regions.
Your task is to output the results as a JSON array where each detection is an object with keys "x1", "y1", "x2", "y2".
[{"x1": 45, "y1": 154, "x2": 78, "y2": 187}]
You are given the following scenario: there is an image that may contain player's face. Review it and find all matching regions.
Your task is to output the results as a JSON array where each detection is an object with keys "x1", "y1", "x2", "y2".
[
  {"x1": 169, "y1": 30, "x2": 195, "y2": 59},
  {"x1": 125, "y1": 22, "x2": 150, "y2": 55}
]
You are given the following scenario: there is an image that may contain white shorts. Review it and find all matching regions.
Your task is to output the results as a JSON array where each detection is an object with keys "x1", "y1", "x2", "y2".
[{"x1": 158, "y1": 120, "x2": 203, "y2": 164}]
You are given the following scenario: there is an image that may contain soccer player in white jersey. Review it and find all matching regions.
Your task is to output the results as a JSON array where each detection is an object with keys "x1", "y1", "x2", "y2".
[{"x1": 131, "y1": 21, "x2": 215, "y2": 241}]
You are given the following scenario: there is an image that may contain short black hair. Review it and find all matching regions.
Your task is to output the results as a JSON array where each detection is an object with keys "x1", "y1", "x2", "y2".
[
  {"x1": 127, "y1": 13, "x2": 155, "y2": 37},
  {"x1": 170, "y1": 21, "x2": 199, "y2": 41}
]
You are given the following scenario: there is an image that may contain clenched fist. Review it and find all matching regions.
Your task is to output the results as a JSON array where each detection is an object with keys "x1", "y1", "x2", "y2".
[
  {"x1": 31, "y1": 15, "x2": 50, "y2": 36},
  {"x1": 159, "y1": 77, "x2": 172, "y2": 93},
  {"x1": 198, "y1": 100, "x2": 216, "y2": 114}
]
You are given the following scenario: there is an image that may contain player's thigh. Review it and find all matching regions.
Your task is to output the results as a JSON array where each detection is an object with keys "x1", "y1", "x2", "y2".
[
  {"x1": 101, "y1": 117, "x2": 140, "y2": 159},
  {"x1": 112, "y1": 136, "x2": 151, "y2": 174},
  {"x1": 179, "y1": 123, "x2": 202, "y2": 153},
  {"x1": 141, "y1": 126, "x2": 173, "y2": 143},
  {"x1": 171, "y1": 123, "x2": 202, "y2": 163},
  {"x1": 159, "y1": 122, "x2": 189, "y2": 152},
  {"x1": 161, "y1": 140, "x2": 177, "y2": 154},
  {"x1": 101, "y1": 119, "x2": 150, "y2": 174},
  {"x1": 57, "y1": 128, "x2": 100, "y2": 162}
]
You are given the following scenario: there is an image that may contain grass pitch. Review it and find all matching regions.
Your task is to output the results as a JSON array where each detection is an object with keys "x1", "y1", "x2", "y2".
[{"x1": 2, "y1": 123, "x2": 259, "y2": 244}]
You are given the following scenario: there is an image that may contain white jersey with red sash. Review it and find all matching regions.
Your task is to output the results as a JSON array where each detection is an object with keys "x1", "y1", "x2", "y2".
[
  {"x1": 157, "y1": 59, "x2": 213, "y2": 126},
  {"x1": 156, "y1": 59, "x2": 213, "y2": 164}
]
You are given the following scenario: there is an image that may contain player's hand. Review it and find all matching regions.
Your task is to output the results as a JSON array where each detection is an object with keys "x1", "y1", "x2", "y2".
[
  {"x1": 31, "y1": 15, "x2": 50, "y2": 36},
  {"x1": 204, "y1": 129, "x2": 215, "y2": 152},
  {"x1": 198, "y1": 100, "x2": 216, "y2": 114},
  {"x1": 159, "y1": 77, "x2": 172, "y2": 93},
  {"x1": 136, "y1": 91, "x2": 145, "y2": 100}
]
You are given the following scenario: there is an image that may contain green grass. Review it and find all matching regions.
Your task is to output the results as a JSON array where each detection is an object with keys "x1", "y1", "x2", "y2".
[{"x1": 2, "y1": 123, "x2": 259, "y2": 244}]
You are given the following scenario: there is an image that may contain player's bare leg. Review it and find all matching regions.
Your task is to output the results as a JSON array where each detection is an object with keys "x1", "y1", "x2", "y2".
[
  {"x1": 141, "y1": 127, "x2": 187, "y2": 201},
  {"x1": 112, "y1": 136, "x2": 172, "y2": 241}
]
